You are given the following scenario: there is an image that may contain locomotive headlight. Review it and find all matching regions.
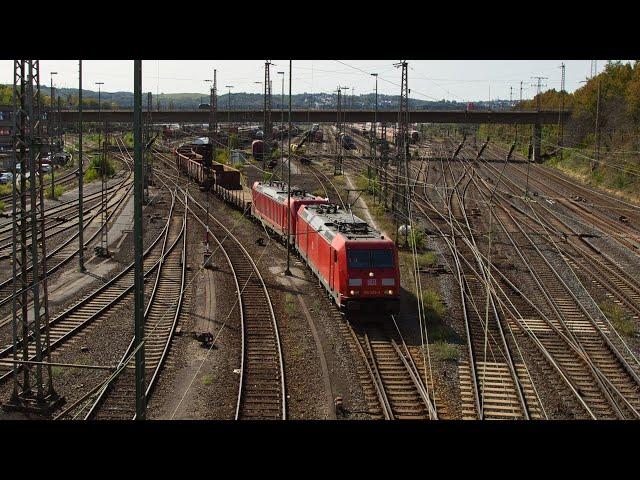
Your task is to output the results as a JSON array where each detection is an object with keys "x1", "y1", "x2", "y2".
[
  {"x1": 386, "y1": 289, "x2": 394, "y2": 295},
  {"x1": 350, "y1": 290, "x2": 355, "y2": 296},
  {"x1": 369, "y1": 272, "x2": 374, "y2": 277}
]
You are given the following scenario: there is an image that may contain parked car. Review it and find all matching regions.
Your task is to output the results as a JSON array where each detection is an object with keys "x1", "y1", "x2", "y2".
[
  {"x1": 40, "y1": 163, "x2": 52, "y2": 173},
  {"x1": 0, "y1": 172, "x2": 13, "y2": 184}
]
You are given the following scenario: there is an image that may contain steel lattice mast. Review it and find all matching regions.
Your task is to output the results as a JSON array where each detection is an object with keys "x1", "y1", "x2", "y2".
[
  {"x1": 7, "y1": 60, "x2": 62, "y2": 414},
  {"x1": 394, "y1": 60, "x2": 410, "y2": 245},
  {"x1": 264, "y1": 60, "x2": 272, "y2": 170}
]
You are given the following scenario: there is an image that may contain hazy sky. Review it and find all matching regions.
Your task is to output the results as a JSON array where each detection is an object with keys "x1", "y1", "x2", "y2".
[{"x1": 0, "y1": 60, "x2": 614, "y2": 101}]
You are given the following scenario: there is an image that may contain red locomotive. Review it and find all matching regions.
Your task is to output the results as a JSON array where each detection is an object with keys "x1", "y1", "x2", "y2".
[
  {"x1": 251, "y1": 181, "x2": 327, "y2": 238},
  {"x1": 295, "y1": 204, "x2": 400, "y2": 313}
]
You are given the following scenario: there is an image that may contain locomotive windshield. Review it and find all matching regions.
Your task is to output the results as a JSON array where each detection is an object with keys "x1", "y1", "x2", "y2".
[
  {"x1": 371, "y1": 250, "x2": 394, "y2": 268},
  {"x1": 348, "y1": 249, "x2": 394, "y2": 269},
  {"x1": 347, "y1": 250, "x2": 370, "y2": 268}
]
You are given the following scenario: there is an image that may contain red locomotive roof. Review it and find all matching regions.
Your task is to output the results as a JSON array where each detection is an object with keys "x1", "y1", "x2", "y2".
[
  {"x1": 253, "y1": 181, "x2": 323, "y2": 205},
  {"x1": 299, "y1": 204, "x2": 388, "y2": 244}
]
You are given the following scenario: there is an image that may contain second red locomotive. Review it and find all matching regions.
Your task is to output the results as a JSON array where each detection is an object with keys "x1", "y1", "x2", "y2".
[{"x1": 251, "y1": 181, "x2": 400, "y2": 313}]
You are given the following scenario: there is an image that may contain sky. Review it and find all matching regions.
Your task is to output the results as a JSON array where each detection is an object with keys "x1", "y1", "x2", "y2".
[{"x1": 0, "y1": 60, "x2": 618, "y2": 102}]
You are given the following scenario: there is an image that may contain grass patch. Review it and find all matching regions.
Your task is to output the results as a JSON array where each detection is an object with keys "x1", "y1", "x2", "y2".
[
  {"x1": 600, "y1": 301, "x2": 636, "y2": 337},
  {"x1": 0, "y1": 184, "x2": 11, "y2": 196},
  {"x1": 418, "y1": 250, "x2": 437, "y2": 268},
  {"x1": 202, "y1": 374, "x2": 214, "y2": 386},
  {"x1": 284, "y1": 293, "x2": 296, "y2": 316},
  {"x1": 422, "y1": 288, "x2": 446, "y2": 322},
  {"x1": 0, "y1": 200, "x2": 4, "y2": 211},
  {"x1": 429, "y1": 341, "x2": 459, "y2": 361},
  {"x1": 51, "y1": 366, "x2": 63, "y2": 377}
]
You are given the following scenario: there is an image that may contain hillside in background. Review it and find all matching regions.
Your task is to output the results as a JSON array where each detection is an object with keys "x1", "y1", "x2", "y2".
[{"x1": 1, "y1": 84, "x2": 510, "y2": 111}]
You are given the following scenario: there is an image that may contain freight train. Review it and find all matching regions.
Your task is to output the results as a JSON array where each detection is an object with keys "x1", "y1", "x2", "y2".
[{"x1": 174, "y1": 144, "x2": 401, "y2": 314}]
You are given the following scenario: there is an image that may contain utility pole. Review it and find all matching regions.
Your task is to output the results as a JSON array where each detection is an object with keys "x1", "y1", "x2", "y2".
[
  {"x1": 264, "y1": 60, "x2": 272, "y2": 171},
  {"x1": 285, "y1": 60, "x2": 292, "y2": 277},
  {"x1": 144, "y1": 91, "x2": 152, "y2": 202},
  {"x1": 558, "y1": 63, "x2": 566, "y2": 160},
  {"x1": 594, "y1": 74, "x2": 601, "y2": 171},
  {"x1": 204, "y1": 76, "x2": 213, "y2": 254},
  {"x1": 133, "y1": 59, "x2": 146, "y2": 420},
  {"x1": 591, "y1": 60, "x2": 598, "y2": 79},
  {"x1": 530, "y1": 76, "x2": 547, "y2": 163},
  {"x1": 516, "y1": 80, "x2": 523, "y2": 140},
  {"x1": 278, "y1": 71, "x2": 285, "y2": 167},
  {"x1": 98, "y1": 119, "x2": 109, "y2": 257},
  {"x1": 394, "y1": 60, "x2": 410, "y2": 246},
  {"x1": 225, "y1": 85, "x2": 233, "y2": 150},
  {"x1": 381, "y1": 122, "x2": 388, "y2": 209},
  {"x1": 335, "y1": 86, "x2": 348, "y2": 176},
  {"x1": 369, "y1": 73, "x2": 378, "y2": 191},
  {"x1": 6, "y1": 60, "x2": 62, "y2": 414},
  {"x1": 78, "y1": 60, "x2": 85, "y2": 272},
  {"x1": 49, "y1": 71, "x2": 57, "y2": 200}
]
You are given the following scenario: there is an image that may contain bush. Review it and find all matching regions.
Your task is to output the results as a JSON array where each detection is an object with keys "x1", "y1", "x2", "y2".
[
  {"x1": 408, "y1": 228, "x2": 426, "y2": 250},
  {"x1": 600, "y1": 301, "x2": 636, "y2": 337},
  {"x1": 216, "y1": 149, "x2": 229, "y2": 165},
  {"x1": 45, "y1": 185, "x2": 64, "y2": 200},
  {"x1": 84, "y1": 156, "x2": 115, "y2": 183},
  {"x1": 229, "y1": 133, "x2": 240, "y2": 150}
]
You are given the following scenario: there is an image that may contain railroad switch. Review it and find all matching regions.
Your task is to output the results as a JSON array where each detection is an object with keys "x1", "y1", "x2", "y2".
[
  {"x1": 334, "y1": 396, "x2": 346, "y2": 417},
  {"x1": 256, "y1": 237, "x2": 266, "y2": 247}
]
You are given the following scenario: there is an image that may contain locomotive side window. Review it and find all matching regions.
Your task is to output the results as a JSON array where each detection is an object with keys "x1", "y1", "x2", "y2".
[
  {"x1": 371, "y1": 250, "x2": 393, "y2": 268},
  {"x1": 347, "y1": 250, "x2": 370, "y2": 268}
]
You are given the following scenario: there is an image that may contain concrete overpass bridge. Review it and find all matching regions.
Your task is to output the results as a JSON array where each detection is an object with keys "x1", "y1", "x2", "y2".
[{"x1": 60, "y1": 109, "x2": 569, "y2": 125}]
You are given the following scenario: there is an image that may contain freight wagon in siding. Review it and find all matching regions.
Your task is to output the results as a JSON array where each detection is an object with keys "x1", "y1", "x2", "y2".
[
  {"x1": 175, "y1": 146, "x2": 242, "y2": 190},
  {"x1": 295, "y1": 204, "x2": 400, "y2": 313}
]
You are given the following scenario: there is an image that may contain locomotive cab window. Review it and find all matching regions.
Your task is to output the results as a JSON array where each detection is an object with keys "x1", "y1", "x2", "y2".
[
  {"x1": 347, "y1": 249, "x2": 370, "y2": 269},
  {"x1": 371, "y1": 250, "x2": 394, "y2": 268}
]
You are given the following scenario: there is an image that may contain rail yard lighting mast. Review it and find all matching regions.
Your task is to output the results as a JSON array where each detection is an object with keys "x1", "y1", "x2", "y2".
[
  {"x1": 225, "y1": 85, "x2": 233, "y2": 150},
  {"x1": 50, "y1": 71, "x2": 58, "y2": 199}
]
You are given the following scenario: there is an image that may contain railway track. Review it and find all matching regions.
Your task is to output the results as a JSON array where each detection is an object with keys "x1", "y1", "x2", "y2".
[
  {"x1": 153, "y1": 154, "x2": 286, "y2": 420},
  {"x1": 84, "y1": 190, "x2": 186, "y2": 420},
  {"x1": 0, "y1": 159, "x2": 133, "y2": 311},
  {"x1": 0, "y1": 191, "x2": 176, "y2": 386}
]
